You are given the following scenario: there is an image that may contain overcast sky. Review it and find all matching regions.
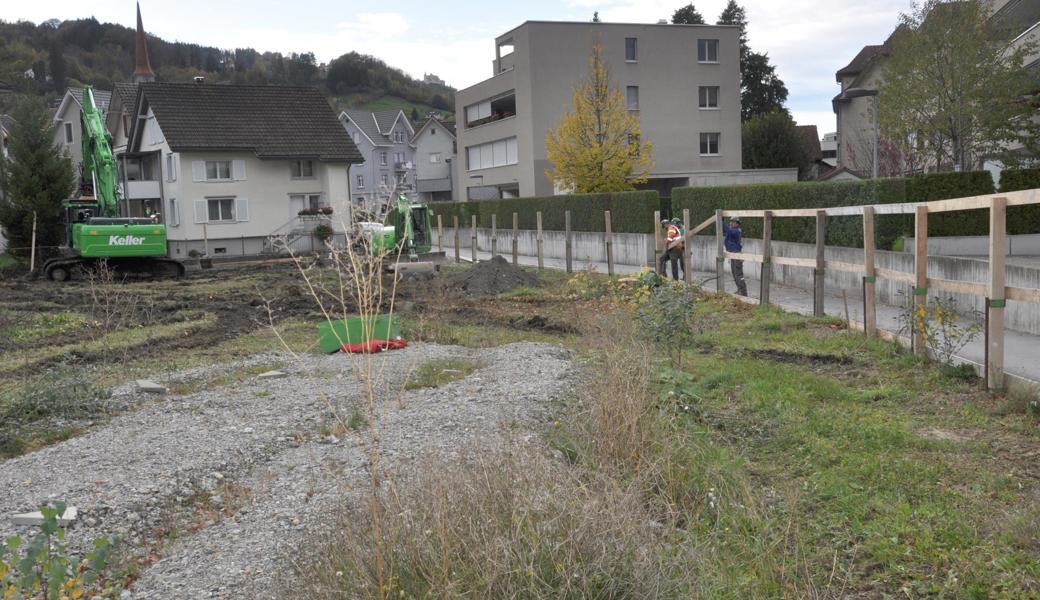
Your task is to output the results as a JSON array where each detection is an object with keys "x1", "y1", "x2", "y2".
[{"x1": 6, "y1": 0, "x2": 911, "y2": 136}]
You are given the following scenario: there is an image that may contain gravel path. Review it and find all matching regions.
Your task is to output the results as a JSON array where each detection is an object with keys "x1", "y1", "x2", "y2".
[{"x1": 0, "y1": 342, "x2": 572, "y2": 599}]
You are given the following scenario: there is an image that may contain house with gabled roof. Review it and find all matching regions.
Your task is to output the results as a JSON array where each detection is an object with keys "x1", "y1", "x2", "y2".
[
  {"x1": 125, "y1": 82, "x2": 363, "y2": 257},
  {"x1": 339, "y1": 108, "x2": 416, "y2": 214},
  {"x1": 411, "y1": 116, "x2": 457, "y2": 202}
]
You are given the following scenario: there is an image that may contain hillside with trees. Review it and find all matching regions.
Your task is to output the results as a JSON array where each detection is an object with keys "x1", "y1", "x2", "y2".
[{"x1": 0, "y1": 17, "x2": 455, "y2": 118}]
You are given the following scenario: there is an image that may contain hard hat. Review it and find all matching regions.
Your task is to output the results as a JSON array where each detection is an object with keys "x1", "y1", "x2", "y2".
[{"x1": 671, "y1": 217, "x2": 681, "y2": 225}]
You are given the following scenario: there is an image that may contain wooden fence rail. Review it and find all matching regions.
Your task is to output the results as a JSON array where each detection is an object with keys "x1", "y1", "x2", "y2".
[{"x1": 700, "y1": 189, "x2": 1040, "y2": 390}]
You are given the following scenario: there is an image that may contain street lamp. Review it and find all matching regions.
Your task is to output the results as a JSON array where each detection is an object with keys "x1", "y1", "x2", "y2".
[{"x1": 842, "y1": 87, "x2": 879, "y2": 179}]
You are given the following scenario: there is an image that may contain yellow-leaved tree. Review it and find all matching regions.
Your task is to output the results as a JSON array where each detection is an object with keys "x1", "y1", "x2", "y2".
[{"x1": 546, "y1": 43, "x2": 653, "y2": 193}]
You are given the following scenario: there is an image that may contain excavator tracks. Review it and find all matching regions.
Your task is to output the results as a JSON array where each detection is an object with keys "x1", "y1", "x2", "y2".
[{"x1": 44, "y1": 257, "x2": 185, "y2": 282}]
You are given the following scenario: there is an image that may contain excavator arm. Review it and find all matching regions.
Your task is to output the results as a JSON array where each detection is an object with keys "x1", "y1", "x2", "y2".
[{"x1": 78, "y1": 85, "x2": 120, "y2": 217}]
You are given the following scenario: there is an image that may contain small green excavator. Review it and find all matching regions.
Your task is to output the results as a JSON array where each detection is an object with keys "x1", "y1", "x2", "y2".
[{"x1": 44, "y1": 86, "x2": 183, "y2": 281}]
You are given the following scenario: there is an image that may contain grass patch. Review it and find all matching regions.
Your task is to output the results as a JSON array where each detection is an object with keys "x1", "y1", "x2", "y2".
[
  {"x1": 3, "y1": 312, "x2": 89, "y2": 343},
  {"x1": 404, "y1": 359, "x2": 479, "y2": 390},
  {"x1": 400, "y1": 318, "x2": 574, "y2": 348}
]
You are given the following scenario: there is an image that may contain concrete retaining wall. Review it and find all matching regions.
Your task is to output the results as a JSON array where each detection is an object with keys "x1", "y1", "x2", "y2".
[
  {"x1": 436, "y1": 226, "x2": 1040, "y2": 336},
  {"x1": 899, "y1": 233, "x2": 1040, "y2": 256}
]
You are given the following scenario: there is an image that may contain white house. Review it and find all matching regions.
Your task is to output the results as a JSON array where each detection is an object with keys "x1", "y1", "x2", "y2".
[
  {"x1": 52, "y1": 87, "x2": 112, "y2": 173},
  {"x1": 125, "y1": 82, "x2": 363, "y2": 257}
]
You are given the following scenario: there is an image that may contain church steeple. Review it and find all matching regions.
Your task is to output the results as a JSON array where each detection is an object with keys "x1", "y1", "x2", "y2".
[{"x1": 132, "y1": 3, "x2": 156, "y2": 83}]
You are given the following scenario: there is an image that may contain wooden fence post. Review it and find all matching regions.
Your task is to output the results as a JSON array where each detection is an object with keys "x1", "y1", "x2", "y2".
[
  {"x1": 913, "y1": 205, "x2": 928, "y2": 356},
  {"x1": 29, "y1": 211, "x2": 37, "y2": 273},
  {"x1": 536, "y1": 211, "x2": 544, "y2": 270},
  {"x1": 653, "y1": 210, "x2": 662, "y2": 272},
  {"x1": 605, "y1": 211, "x2": 615, "y2": 276},
  {"x1": 512, "y1": 212, "x2": 518, "y2": 265},
  {"x1": 491, "y1": 213, "x2": 498, "y2": 257},
  {"x1": 682, "y1": 209, "x2": 692, "y2": 286},
  {"x1": 437, "y1": 214, "x2": 443, "y2": 254},
  {"x1": 471, "y1": 215, "x2": 478, "y2": 263},
  {"x1": 761, "y1": 211, "x2": 773, "y2": 305},
  {"x1": 565, "y1": 210, "x2": 573, "y2": 273},
  {"x1": 987, "y1": 197, "x2": 1007, "y2": 390},
  {"x1": 453, "y1": 215, "x2": 460, "y2": 263},
  {"x1": 715, "y1": 209, "x2": 725, "y2": 293},
  {"x1": 862, "y1": 206, "x2": 877, "y2": 337},
  {"x1": 814, "y1": 210, "x2": 826, "y2": 316}
]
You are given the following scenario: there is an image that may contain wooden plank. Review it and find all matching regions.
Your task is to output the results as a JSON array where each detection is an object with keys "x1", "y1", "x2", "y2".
[
  {"x1": 772, "y1": 256, "x2": 818, "y2": 268},
  {"x1": 565, "y1": 210, "x2": 573, "y2": 273},
  {"x1": 988, "y1": 197, "x2": 1007, "y2": 390},
  {"x1": 875, "y1": 267, "x2": 916, "y2": 284},
  {"x1": 914, "y1": 205, "x2": 928, "y2": 357},
  {"x1": 682, "y1": 209, "x2": 691, "y2": 285},
  {"x1": 687, "y1": 215, "x2": 716, "y2": 237},
  {"x1": 715, "y1": 209, "x2": 724, "y2": 293},
  {"x1": 605, "y1": 210, "x2": 614, "y2": 276},
  {"x1": 814, "y1": 210, "x2": 826, "y2": 317},
  {"x1": 1006, "y1": 286, "x2": 1040, "y2": 304},
  {"x1": 512, "y1": 212, "x2": 518, "y2": 266},
  {"x1": 471, "y1": 215, "x2": 478, "y2": 263},
  {"x1": 653, "y1": 210, "x2": 662, "y2": 271},
  {"x1": 761, "y1": 211, "x2": 772, "y2": 306},
  {"x1": 536, "y1": 211, "x2": 544, "y2": 270},
  {"x1": 491, "y1": 213, "x2": 498, "y2": 257},
  {"x1": 826, "y1": 260, "x2": 865, "y2": 274},
  {"x1": 724, "y1": 252, "x2": 765, "y2": 262},
  {"x1": 436, "y1": 214, "x2": 443, "y2": 254},
  {"x1": 927, "y1": 277, "x2": 987, "y2": 297},
  {"x1": 453, "y1": 215, "x2": 460, "y2": 264},
  {"x1": 863, "y1": 206, "x2": 877, "y2": 337}
]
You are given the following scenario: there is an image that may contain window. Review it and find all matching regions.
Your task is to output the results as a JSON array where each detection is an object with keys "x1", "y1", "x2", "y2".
[
  {"x1": 356, "y1": 174, "x2": 365, "y2": 188},
  {"x1": 698, "y1": 39, "x2": 719, "y2": 63},
  {"x1": 431, "y1": 127, "x2": 436, "y2": 135},
  {"x1": 466, "y1": 137, "x2": 518, "y2": 171},
  {"x1": 291, "y1": 193, "x2": 325, "y2": 210},
  {"x1": 625, "y1": 37, "x2": 637, "y2": 61},
  {"x1": 124, "y1": 156, "x2": 156, "y2": 181},
  {"x1": 290, "y1": 160, "x2": 314, "y2": 178},
  {"x1": 464, "y1": 92, "x2": 516, "y2": 127},
  {"x1": 381, "y1": 174, "x2": 389, "y2": 186},
  {"x1": 380, "y1": 152, "x2": 387, "y2": 165},
  {"x1": 64, "y1": 122, "x2": 73, "y2": 144},
  {"x1": 208, "y1": 198, "x2": 235, "y2": 222},
  {"x1": 698, "y1": 86, "x2": 719, "y2": 109},
  {"x1": 394, "y1": 131, "x2": 406, "y2": 143},
  {"x1": 626, "y1": 86, "x2": 639, "y2": 111},
  {"x1": 393, "y1": 152, "x2": 405, "y2": 164},
  {"x1": 699, "y1": 132, "x2": 720, "y2": 156},
  {"x1": 205, "y1": 160, "x2": 232, "y2": 181},
  {"x1": 166, "y1": 153, "x2": 177, "y2": 182},
  {"x1": 429, "y1": 152, "x2": 441, "y2": 163},
  {"x1": 168, "y1": 198, "x2": 179, "y2": 226}
]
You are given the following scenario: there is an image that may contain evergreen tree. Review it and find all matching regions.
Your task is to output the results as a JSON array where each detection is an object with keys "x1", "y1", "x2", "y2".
[
  {"x1": 0, "y1": 97, "x2": 76, "y2": 258},
  {"x1": 672, "y1": 4, "x2": 705, "y2": 24},
  {"x1": 741, "y1": 110, "x2": 811, "y2": 177},
  {"x1": 716, "y1": 1, "x2": 789, "y2": 120},
  {"x1": 48, "y1": 39, "x2": 67, "y2": 94},
  {"x1": 410, "y1": 107, "x2": 420, "y2": 123},
  {"x1": 545, "y1": 44, "x2": 654, "y2": 193}
]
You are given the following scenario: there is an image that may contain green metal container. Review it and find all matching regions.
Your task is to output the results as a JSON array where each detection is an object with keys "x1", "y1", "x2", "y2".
[{"x1": 317, "y1": 315, "x2": 400, "y2": 353}]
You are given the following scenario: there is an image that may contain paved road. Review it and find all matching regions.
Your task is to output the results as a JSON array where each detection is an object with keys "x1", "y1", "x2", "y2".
[{"x1": 464, "y1": 249, "x2": 1040, "y2": 384}]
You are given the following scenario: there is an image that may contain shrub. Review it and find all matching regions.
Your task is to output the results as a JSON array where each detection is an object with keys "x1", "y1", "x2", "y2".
[
  {"x1": 0, "y1": 365, "x2": 112, "y2": 424},
  {"x1": 997, "y1": 167, "x2": 1040, "y2": 235},
  {"x1": 312, "y1": 223, "x2": 334, "y2": 243},
  {"x1": 907, "y1": 171, "x2": 994, "y2": 237},
  {"x1": 429, "y1": 190, "x2": 662, "y2": 234}
]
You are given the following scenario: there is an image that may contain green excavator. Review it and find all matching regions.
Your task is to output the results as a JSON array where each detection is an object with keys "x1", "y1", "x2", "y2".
[{"x1": 44, "y1": 86, "x2": 184, "y2": 281}]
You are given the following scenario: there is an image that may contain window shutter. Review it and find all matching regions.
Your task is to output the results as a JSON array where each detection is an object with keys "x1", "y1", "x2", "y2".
[
  {"x1": 168, "y1": 198, "x2": 179, "y2": 226},
  {"x1": 170, "y1": 154, "x2": 178, "y2": 182},
  {"x1": 192, "y1": 161, "x2": 205, "y2": 182},
  {"x1": 233, "y1": 160, "x2": 246, "y2": 181},
  {"x1": 193, "y1": 199, "x2": 208, "y2": 223},
  {"x1": 235, "y1": 197, "x2": 249, "y2": 222}
]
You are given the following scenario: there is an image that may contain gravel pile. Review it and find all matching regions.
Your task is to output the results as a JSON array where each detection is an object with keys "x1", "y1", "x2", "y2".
[{"x1": 0, "y1": 342, "x2": 572, "y2": 599}]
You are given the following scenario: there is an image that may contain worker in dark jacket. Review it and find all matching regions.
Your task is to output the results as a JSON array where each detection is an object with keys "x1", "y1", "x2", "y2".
[
  {"x1": 721, "y1": 217, "x2": 748, "y2": 296},
  {"x1": 658, "y1": 219, "x2": 683, "y2": 280}
]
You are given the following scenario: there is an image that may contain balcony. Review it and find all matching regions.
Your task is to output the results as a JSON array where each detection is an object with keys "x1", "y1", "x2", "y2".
[
  {"x1": 124, "y1": 180, "x2": 161, "y2": 199},
  {"x1": 416, "y1": 177, "x2": 452, "y2": 193},
  {"x1": 394, "y1": 161, "x2": 413, "y2": 172},
  {"x1": 464, "y1": 92, "x2": 516, "y2": 129}
]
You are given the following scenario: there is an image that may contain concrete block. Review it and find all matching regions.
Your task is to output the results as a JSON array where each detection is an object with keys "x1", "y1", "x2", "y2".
[
  {"x1": 11, "y1": 506, "x2": 78, "y2": 526},
  {"x1": 257, "y1": 370, "x2": 288, "y2": 380},
  {"x1": 136, "y1": 380, "x2": 167, "y2": 394}
]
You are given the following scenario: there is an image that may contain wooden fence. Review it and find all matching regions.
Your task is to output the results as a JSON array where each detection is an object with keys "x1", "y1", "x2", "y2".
[{"x1": 696, "y1": 188, "x2": 1040, "y2": 391}]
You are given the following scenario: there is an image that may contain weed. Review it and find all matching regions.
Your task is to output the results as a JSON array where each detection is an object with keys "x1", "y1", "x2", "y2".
[
  {"x1": 404, "y1": 358, "x2": 479, "y2": 390},
  {"x1": 0, "y1": 364, "x2": 111, "y2": 424},
  {"x1": 897, "y1": 293, "x2": 983, "y2": 368}
]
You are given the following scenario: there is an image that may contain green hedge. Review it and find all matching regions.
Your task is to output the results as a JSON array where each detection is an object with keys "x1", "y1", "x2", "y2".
[
  {"x1": 671, "y1": 179, "x2": 910, "y2": 249},
  {"x1": 998, "y1": 168, "x2": 1040, "y2": 235},
  {"x1": 428, "y1": 191, "x2": 662, "y2": 234},
  {"x1": 671, "y1": 171, "x2": 999, "y2": 249},
  {"x1": 906, "y1": 171, "x2": 995, "y2": 237}
]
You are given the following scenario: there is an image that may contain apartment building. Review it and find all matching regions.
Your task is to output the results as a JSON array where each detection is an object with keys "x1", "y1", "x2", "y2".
[{"x1": 455, "y1": 20, "x2": 782, "y2": 201}]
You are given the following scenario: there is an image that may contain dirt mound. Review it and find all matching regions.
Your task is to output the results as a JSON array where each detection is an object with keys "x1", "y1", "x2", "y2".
[{"x1": 447, "y1": 256, "x2": 539, "y2": 295}]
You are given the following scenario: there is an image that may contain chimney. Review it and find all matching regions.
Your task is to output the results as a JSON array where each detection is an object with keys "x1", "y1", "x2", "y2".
[{"x1": 133, "y1": 3, "x2": 156, "y2": 83}]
